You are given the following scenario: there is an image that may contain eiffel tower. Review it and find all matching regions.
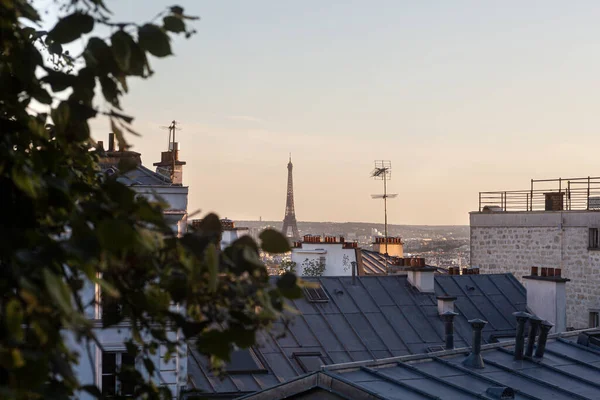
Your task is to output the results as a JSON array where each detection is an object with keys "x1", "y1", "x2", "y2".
[{"x1": 282, "y1": 154, "x2": 300, "y2": 240}]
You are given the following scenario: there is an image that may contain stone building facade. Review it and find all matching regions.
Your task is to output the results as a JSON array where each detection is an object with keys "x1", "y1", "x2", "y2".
[{"x1": 470, "y1": 211, "x2": 600, "y2": 330}]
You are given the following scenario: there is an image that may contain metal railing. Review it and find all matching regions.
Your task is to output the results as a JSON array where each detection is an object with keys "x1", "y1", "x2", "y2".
[{"x1": 478, "y1": 177, "x2": 600, "y2": 212}]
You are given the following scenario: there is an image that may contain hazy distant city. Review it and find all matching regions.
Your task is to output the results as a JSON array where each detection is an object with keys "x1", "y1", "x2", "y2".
[{"x1": 237, "y1": 220, "x2": 470, "y2": 271}]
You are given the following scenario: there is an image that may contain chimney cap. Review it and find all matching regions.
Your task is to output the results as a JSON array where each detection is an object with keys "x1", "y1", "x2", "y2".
[
  {"x1": 468, "y1": 318, "x2": 488, "y2": 329},
  {"x1": 522, "y1": 275, "x2": 570, "y2": 283},
  {"x1": 513, "y1": 311, "x2": 532, "y2": 321},
  {"x1": 441, "y1": 310, "x2": 459, "y2": 320},
  {"x1": 437, "y1": 295, "x2": 458, "y2": 301},
  {"x1": 528, "y1": 315, "x2": 544, "y2": 323},
  {"x1": 540, "y1": 320, "x2": 554, "y2": 329}
]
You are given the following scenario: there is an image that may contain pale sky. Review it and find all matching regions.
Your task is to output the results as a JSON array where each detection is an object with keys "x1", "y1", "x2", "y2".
[{"x1": 86, "y1": 1, "x2": 600, "y2": 225}]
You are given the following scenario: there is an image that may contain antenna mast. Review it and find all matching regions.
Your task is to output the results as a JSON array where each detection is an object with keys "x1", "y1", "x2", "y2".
[
  {"x1": 371, "y1": 160, "x2": 397, "y2": 274},
  {"x1": 158, "y1": 120, "x2": 183, "y2": 183}
]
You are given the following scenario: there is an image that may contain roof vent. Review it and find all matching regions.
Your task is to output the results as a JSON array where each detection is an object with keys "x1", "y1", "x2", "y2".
[
  {"x1": 486, "y1": 387, "x2": 515, "y2": 399},
  {"x1": 463, "y1": 318, "x2": 487, "y2": 369},
  {"x1": 303, "y1": 286, "x2": 329, "y2": 303}
]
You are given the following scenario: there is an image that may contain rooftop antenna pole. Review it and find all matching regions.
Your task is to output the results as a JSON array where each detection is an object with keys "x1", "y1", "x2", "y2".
[
  {"x1": 159, "y1": 120, "x2": 183, "y2": 183},
  {"x1": 371, "y1": 160, "x2": 397, "y2": 274}
]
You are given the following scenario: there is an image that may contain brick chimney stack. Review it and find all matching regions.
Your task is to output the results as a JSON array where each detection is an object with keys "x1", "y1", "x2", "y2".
[{"x1": 153, "y1": 141, "x2": 186, "y2": 185}]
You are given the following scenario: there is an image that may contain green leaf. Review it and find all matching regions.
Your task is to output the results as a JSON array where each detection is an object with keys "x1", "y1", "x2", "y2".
[
  {"x1": 81, "y1": 385, "x2": 102, "y2": 398},
  {"x1": 110, "y1": 119, "x2": 126, "y2": 150},
  {"x1": 12, "y1": 166, "x2": 39, "y2": 198},
  {"x1": 128, "y1": 42, "x2": 149, "y2": 77},
  {"x1": 171, "y1": 6, "x2": 184, "y2": 15},
  {"x1": 93, "y1": 277, "x2": 120, "y2": 299},
  {"x1": 48, "y1": 41, "x2": 62, "y2": 55},
  {"x1": 32, "y1": 86, "x2": 52, "y2": 104},
  {"x1": 111, "y1": 30, "x2": 132, "y2": 72},
  {"x1": 100, "y1": 76, "x2": 119, "y2": 107},
  {"x1": 192, "y1": 213, "x2": 222, "y2": 237},
  {"x1": 43, "y1": 70, "x2": 76, "y2": 92},
  {"x1": 276, "y1": 272, "x2": 303, "y2": 299},
  {"x1": 42, "y1": 268, "x2": 73, "y2": 315},
  {"x1": 49, "y1": 12, "x2": 94, "y2": 44},
  {"x1": 143, "y1": 358, "x2": 155, "y2": 375},
  {"x1": 163, "y1": 16, "x2": 185, "y2": 33},
  {"x1": 97, "y1": 219, "x2": 136, "y2": 252},
  {"x1": 6, "y1": 299, "x2": 24, "y2": 341},
  {"x1": 205, "y1": 243, "x2": 218, "y2": 292},
  {"x1": 138, "y1": 24, "x2": 172, "y2": 57},
  {"x1": 259, "y1": 229, "x2": 291, "y2": 253}
]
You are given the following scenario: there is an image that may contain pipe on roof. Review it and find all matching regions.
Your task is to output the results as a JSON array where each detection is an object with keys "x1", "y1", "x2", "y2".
[
  {"x1": 441, "y1": 311, "x2": 459, "y2": 350},
  {"x1": 463, "y1": 318, "x2": 488, "y2": 369},
  {"x1": 525, "y1": 315, "x2": 543, "y2": 358},
  {"x1": 534, "y1": 320, "x2": 554, "y2": 359},
  {"x1": 513, "y1": 311, "x2": 531, "y2": 361}
]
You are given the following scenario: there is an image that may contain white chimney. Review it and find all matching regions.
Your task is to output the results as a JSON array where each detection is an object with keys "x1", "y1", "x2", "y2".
[
  {"x1": 407, "y1": 267, "x2": 436, "y2": 293},
  {"x1": 522, "y1": 267, "x2": 569, "y2": 333},
  {"x1": 437, "y1": 295, "x2": 457, "y2": 315}
]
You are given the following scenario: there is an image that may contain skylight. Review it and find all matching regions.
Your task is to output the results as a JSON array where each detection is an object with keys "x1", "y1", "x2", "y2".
[{"x1": 303, "y1": 286, "x2": 329, "y2": 303}]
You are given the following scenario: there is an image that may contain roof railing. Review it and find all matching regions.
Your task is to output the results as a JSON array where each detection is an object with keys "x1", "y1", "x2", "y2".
[{"x1": 478, "y1": 176, "x2": 600, "y2": 212}]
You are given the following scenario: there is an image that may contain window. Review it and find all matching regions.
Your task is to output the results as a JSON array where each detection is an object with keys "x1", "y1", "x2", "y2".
[
  {"x1": 590, "y1": 312, "x2": 600, "y2": 328},
  {"x1": 589, "y1": 228, "x2": 599, "y2": 250},
  {"x1": 303, "y1": 286, "x2": 329, "y2": 303},
  {"x1": 100, "y1": 288, "x2": 123, "y2": 325},
  {"x1": 225, "y1": 349, "x2": 267, "y2": 374},
  {"x1": 102, "y1": 351, "x2": 136, "y2": 397},
  {"x1": 293, "y1": 352, "x2": 326, "y2": 373}
]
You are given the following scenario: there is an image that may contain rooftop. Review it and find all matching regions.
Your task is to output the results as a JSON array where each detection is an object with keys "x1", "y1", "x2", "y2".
[
  {"x1": 478, "y1": 176, "x2": 600, "y2": 213},
  {"x1": 239, "y1": 329, "x2": 600, "y2": 400},
  {"x1": 185, "y1": 273, "x2": 528, "y2": 399}
]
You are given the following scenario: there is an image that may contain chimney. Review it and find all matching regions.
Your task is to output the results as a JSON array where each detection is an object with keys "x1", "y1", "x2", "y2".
[
  {"x1": 437, "y1": 295, "x2": 457, "y2": 315},
  {"x1": 513, "y1": 311, "x2": 531, "y2": 361},
  {"x1": 525, "y1": 315, "x2": 543, "y2": 358},
  {"x1": 108, "y1": 133, "x2": 115, "y2": 151},
  {"x1": 153, "y1": 142, "x2": 186, "y2": 185},
  {"x1": 463, "y1": 319, "x2": 488, "y2": 369},
  {"x1": 534, "y1": 320, "x2": 554, "y2": 359},
  {"x1": 523, "y1": 266, "x2": 570, "y2": 333},
  {"x1": 407, "y1": 266, "x2": 435, "y2": 293},
  {"x1": 441, "y1": 311, "x2": 459, "y2": 350},
  {"x1": 97, "y1": 140, "x2": 104, "y2": 151}
]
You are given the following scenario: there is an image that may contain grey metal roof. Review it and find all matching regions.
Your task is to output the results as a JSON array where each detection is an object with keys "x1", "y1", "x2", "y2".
[
  {"x1": 239, "y1": 330, "x2": 600, "y2": 400},
  {"x1": 359, "y1": 250, "x2": 448, "y2": 275},
  {"x1": 116, "y1": 165, "x2": 173, "y2": 186},
  {"x1": 185, "y1": 273, "x2": 528, "y2": 399}
]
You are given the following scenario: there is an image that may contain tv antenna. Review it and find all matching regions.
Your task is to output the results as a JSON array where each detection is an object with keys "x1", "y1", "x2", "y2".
[
  {"x1": 159, "y1": 120, "x2": 183, "y2": 151},
  {"x1": 158, "y1": 120, "x2": 183, "y2": 183},
  {"x1": 371, "y1": 160, "x2": 397, "y2": 274}
]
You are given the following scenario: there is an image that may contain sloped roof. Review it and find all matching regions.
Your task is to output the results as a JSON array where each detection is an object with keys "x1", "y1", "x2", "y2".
[
  {"x1": 238, "y1": 329, "x2": 600, "y2": 400},
  {"x1": 116, "y1": 165, "x2": 173, "y2": 186},
  {"x1": 185, "y1": 273, "x2": 528, "y2": 399},
  {"x1": 359, "y1": 249, "x2": 448, "y2": 275}
]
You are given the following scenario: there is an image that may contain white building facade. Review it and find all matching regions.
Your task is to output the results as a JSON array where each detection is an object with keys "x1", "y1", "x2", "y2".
[
  {"x1": 72, "y1": 134, "x2": 189, "y2": 399},
  {"x1": 291, "y1": 235, "x2": 359, "y2": 276}
]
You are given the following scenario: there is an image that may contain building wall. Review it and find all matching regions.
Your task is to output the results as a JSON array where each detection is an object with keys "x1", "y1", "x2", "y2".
[
  {"x1": 70, "y1": 326, "x2": 186, "y2": 399},
  {"x1": 470, "y1": 211, "x2": 600, "y2": 329},
  {"x1": 71, "y1": 177, "x2": 189, "y2": 397},
  {"x1": 292, "y1": 244, "x2": 357, "y2": 276}
]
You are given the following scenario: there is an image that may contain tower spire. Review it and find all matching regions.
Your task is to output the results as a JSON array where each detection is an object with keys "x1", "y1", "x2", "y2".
[{"x1": 282, "y1": 155, "x2": 300, "y2": 240}]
